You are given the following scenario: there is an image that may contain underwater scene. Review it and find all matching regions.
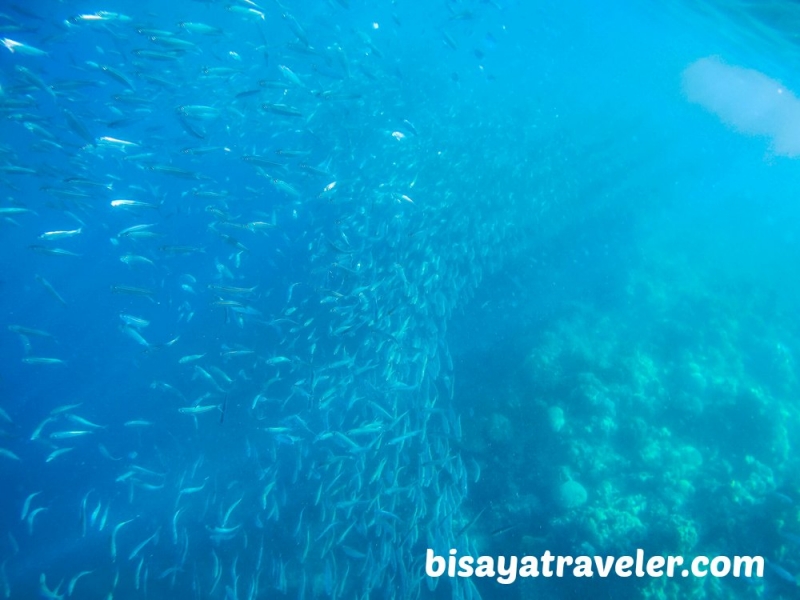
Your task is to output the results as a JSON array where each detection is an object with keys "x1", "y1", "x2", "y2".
[{"x1": 2, "y1": 0, "x2": 800, "y2": 598}]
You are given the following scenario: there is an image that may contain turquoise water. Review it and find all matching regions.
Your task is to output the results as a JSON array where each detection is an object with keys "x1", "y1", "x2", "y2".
[{"x1": 1, "y1": 1, "x2": 800, "y2": 599}]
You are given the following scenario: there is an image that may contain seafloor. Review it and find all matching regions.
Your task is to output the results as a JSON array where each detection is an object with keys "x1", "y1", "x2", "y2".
[{"x1": 450, "y1": 222, "x2": 800, "y2": 600}]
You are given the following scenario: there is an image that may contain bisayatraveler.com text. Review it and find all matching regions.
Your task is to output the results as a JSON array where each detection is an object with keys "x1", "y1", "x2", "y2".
[{"x1": 426, "y1": 549, "x2": 764, "y2": 585}]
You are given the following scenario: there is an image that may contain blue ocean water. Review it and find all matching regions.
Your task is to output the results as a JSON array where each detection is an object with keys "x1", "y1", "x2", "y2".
[{"x1": 2, "y1": 0, "x2": 800, "y2": 599}]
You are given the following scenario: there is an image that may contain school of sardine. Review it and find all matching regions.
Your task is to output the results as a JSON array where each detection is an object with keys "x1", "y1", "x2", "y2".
[{"x1": 0, "y1": 1, "x2": 624, "y2": 599}]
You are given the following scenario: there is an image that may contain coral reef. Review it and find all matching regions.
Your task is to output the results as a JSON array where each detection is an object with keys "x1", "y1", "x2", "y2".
[{"x1": 457, "y1": 252, "x2": 800, "y2": 600}]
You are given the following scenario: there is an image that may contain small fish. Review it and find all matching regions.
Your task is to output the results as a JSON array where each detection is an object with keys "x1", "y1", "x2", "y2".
[
  {"x1": 35, "y1": 275, "x2": 67, "y2": 305},
  {"x1": 29, "y1": 246, "x2": 81, "y2": 257},
  {"x1": 207, "y1": 285, "x2": 257, "y2": 295},
  {"x1": 178, "y1": 105, "x2": 220, "y2": 120},
  {"x1": 38, "y1": 573, "x2": 60, "y2": 600},
  {"x1": 178, "y1": 481, "x2": 207, "y2": 497},
  {"x1": 39, "y1": 228, "x2": 82, "y2": 240},
  {"x1": 98, "y1": 136, "x2": 139, "y2": 148},
  {"x1": 120, "y1": 254, "x2": 155, "y2": 267},
  {"x1": 119, "y1": 314, "x2": 150, "y2": 329},
  {"x1": 149, "y1": 164, "x2": 203, "y2": 179},
  {"x1": 50, "y1": 403, "x2": 82, "y2": 415},
  {"x1": 111, "y1": 519, "x2": 135, "y2": 561},
  {"x1": 121, "y1": 325, "x2": 150, "y2": 347},
  {"x1": 71, "y1": 11, "x2": 130, "y2": 23},
  {"x1": 178, "y1": 405, "x2": 220, "y2": 415},
  {"x1": 45, "y1": 448, "x2": 73, "y2": 463},
  {"x1": 21, "y1": 492, "x2": 41, "y2": 520},
  {"x1": 160, "y1": 245, "x2": 205, "y2": 255},
  {"x1": 30, "y1": 417, "x2": 56, "y2": 441},
  {"x1": 278, "y1": 65, "x2": 305, "y2": 88},
  {"x1": 27, "y1": 507, "x2": 47, "y2": 534},
  {"x1": 22, "y1": 357, "x2": 65, "y2": 365},
  {"x1": 264, "y1": 356, "x2": 291, "y2": 366},
  {"x1": 68, "y1": 570, "x2": 94, "y2": 596},
  {"x1": 179, "y1": 354, "x2": 206, "y2": 364},
  {"x1": 99, "y1": 65, "x2": 135, "y2": 90},
  {"x1": 63, "y1": 109, "x2": 94, "y2": 144},
  {"x1": 0, "y1": 207, "x2": 35, "y2": 215},
  {"x1": 111, "y1": 200, "x2": 158, "y2": 209},
  {"x1": 49, "y1": 430, "x2": 93, "y2": 440},
  {"x1": 110, "y1": 285, "x2": 156, "y2": 297},
  {"x1": 2, "y1": 38, "x2": 48, "y2": 57},
  {"x1": 117, "y1": 223, "x2": 156, "y2": 238},
  {"x1": 490, "y1": 524, "x2": 519, "y2": 536},
  {"x1": 767, "y1": 561, "x2": 797, "y2": 585},
  {"x1": 179, "y1": 22, "x2": 224, "y2": 35},
  {"x1": 8, "y1": 325, "x2": 53, "y2": 338},
  {"x1": 66, "y1": 415, "x2": 105, "y2": 429},
  {"x1": 128, "y1": 528, "x2": 161, "y2": 561},
  {"x1": 455, "y1": 507, "x2": 487, "y2": 538},
  {"x1": 262, "y1": 103, "x2": 303, "y2": 117},
  {"x1": 221, "y1": 350, "x2": 254, "y2": 358}
]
